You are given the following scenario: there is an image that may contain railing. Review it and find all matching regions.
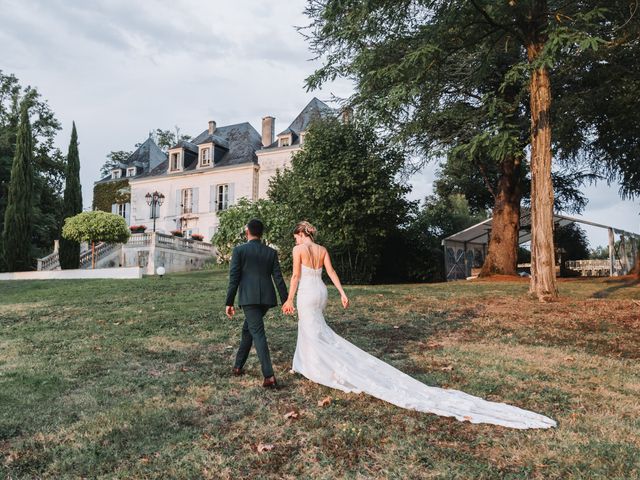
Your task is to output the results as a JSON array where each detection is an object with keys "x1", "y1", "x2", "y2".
[
  {"x1": 37, "y1": 251, "x2": 60, "y2": 271},
  {"x1": 79, "y1": 242, "x2": 119, "y2": 268},
  {"x1": 37, "y1": 242, "x2": 119, "y2": 270},
  {"x1": 565, "y1": 259, "x2": 611, "y2": 277},
  {"x1": 154, "y1": 232, "x2": 215, "y2": 255},
  {"x1": 127, "y1": 232, "x2": 153, "y2": 247}
]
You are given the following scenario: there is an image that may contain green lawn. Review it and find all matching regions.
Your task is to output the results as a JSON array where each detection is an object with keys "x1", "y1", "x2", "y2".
[{"x1": 1, "y1": 270, "x2": 639, "y2": 479}]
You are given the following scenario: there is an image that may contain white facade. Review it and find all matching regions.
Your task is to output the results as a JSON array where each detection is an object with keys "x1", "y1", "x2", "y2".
[
  {"x1": 255, "y1": 144, "x2": 301, "y2": 199},
  {"x1": 128, "y1": 163, "x2": 259, "y2": 241}
]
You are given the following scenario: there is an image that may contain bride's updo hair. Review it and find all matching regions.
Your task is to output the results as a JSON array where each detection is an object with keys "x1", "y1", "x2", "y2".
[{"x1": 294, "y1": 221, "x2": 317, "y2": 239}]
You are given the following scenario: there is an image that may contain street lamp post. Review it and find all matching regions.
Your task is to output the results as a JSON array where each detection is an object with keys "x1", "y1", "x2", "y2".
[{"x1": 145, "y1": 191, "x2": 165, "y2": 233}]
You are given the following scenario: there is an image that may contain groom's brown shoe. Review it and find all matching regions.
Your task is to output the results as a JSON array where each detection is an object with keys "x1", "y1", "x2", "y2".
[
  {"x1": 263, "y1": 376, "x2": 278, "y2": 388},
  {"x1": 232, "y1": 367, "x2": 244, "y2": 376}
]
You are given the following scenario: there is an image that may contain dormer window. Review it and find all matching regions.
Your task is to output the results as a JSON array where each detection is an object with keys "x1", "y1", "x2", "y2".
[
  {"x1": 169, "y1": 151, "x2": 182, "y2": 172},
  {"x1": 111, "y1": 169, "x2": 122, "y2": 179},
  {"x1": 279, "y1": 135, "x2": 291, "y2": 147},
  {"x1": 200, "y1": 147, "x2": 211, "y2": 166},
  {"x1": 126, "y1": 167, "x2": 136, "y2": 177}
]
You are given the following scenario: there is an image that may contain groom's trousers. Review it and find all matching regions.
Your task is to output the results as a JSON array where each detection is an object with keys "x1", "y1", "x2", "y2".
[{"x1": 234, "y1": 305, "x2": 274, "y2": 378}]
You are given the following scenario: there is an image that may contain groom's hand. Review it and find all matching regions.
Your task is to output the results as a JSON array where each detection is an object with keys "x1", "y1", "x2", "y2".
[{"x1": 225, "y1": 306, "x2": 235, "y2": 318}]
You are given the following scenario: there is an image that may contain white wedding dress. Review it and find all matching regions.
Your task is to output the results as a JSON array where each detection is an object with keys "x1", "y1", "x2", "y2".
[{"x1": 291, "y1": 263, "x2": 556, "y2": 429}]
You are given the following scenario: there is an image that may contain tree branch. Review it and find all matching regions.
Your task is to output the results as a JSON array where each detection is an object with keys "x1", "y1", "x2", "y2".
[{"x1": 469, "y1": 0, "x2": 526, "y2": 44}]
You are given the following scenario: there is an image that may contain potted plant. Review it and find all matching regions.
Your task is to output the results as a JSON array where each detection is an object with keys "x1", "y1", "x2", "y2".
[
  {"x1": 170, "y1": 230, "x2": 183, "y2": 237},
  {"x1": 129, "y1": 225, "x2": 147, "y2": 234},
  {"x1": 191, "y1": 233, "x2": 204, "y2": 242}
]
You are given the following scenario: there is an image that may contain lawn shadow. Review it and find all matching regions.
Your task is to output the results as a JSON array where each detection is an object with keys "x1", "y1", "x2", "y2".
[{"x1": 590, "y1": 276, "x2": 639, "y2": 299}]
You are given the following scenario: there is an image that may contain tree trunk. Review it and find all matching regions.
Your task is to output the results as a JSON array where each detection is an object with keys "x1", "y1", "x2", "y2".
[
  {"x1": 527, "y1": 31, "x2": 558, "y2": 301},
  {"x1": 479, "y1": 155, "x2": 522, "y2": 277}
]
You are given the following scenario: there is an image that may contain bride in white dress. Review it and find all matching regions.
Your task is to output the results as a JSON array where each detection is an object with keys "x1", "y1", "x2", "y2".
[{"x1": 281, "y1": 221, "x2": 556, "y2": 429}]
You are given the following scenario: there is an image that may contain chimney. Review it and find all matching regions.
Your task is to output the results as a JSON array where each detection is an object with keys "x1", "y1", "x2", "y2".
[
  {"x1": 261, "y1": 116, "x2": 275, "y2": 147},
  {"x1": 208, "y1": 120, "x2": 216, "y2": 135},
  {"x1": 341, "y1": 106, "x2": 353, "y2": 124}
]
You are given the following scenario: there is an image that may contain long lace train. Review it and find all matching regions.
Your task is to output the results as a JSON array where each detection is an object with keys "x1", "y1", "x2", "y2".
[{"x1": 291, "y1": 265, "x2": 556, "y2": 429}]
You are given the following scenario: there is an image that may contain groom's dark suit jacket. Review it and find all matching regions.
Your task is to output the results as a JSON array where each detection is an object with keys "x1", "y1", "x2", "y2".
[{"x1": 225, "y1": 239, "x2": 288, "y2": 308}]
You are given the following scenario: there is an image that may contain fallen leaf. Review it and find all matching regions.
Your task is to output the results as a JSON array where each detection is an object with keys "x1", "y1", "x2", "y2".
[
  {"x1": 564, "y1": 356, "x2": 575, "y2": 362},
  {"x1": 318, "y1": 396, "x2": 332, "y2": 407},
  {"x1": 440, "y1": 365, "x2": 453, "y2": 371},
  {"x1": 284, "y1": 410, "x2": 299, "y2": 420},
  {"x1": 393, "y1": 325, "x2": 400, "y2": 329},
  {"x1": 257, "y1": 443, "x2": 274, "y2": 453}
]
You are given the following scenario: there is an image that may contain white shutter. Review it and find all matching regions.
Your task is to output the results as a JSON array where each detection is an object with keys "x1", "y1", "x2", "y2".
[
  {"x1": 209, "y1": 185, "x2": 216, "y2": 212},
  {"x1": 175, "y1": 189, "x2": 182, "y2": 215},
  {"x1": 228, "y1": 183, "x2": 235, "y2": 206},
  {"x1": 192, "y1": 187, "x2": 199, "y2": 214},
  {"x1": 125, "y1": 203, "x2": 131, "y2": 225},
  {"x1": 111, "y1": 203, "x2": 117, "y2": 214}
]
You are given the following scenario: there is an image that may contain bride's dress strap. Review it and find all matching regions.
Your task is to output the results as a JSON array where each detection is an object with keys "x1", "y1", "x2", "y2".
[{"x1": 302, "y1": 243, "x2": 319, "y2": 269}]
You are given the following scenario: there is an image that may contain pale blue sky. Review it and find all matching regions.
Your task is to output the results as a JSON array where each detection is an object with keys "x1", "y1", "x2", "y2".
[{"x1": 1, "y1": 0, "x2": 637, "y2": 248}]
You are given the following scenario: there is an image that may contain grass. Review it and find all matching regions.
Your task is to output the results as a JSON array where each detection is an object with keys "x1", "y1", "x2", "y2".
[{"x1": 0, "y1": 269, "x2": 639, "y2": 479}]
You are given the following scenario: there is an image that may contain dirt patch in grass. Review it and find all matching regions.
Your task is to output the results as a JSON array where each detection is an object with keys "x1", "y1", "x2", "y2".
[
  {"x1": 145, "y1": 336, "x2": 199, "y2": 353},
  {"x1": 464, "y1": 296, "x2": 640, "y2": 358}
]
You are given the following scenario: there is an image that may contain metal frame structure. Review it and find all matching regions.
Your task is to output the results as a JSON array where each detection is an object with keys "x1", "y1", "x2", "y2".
[{"x1": 442, "y1": 209, "x2": 639, "y2": 281}]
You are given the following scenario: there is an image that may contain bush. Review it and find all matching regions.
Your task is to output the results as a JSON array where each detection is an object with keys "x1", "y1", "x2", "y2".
[
  {"x1": 130, "y1": 225, "x2": 147, "y2": 233},
  {"x1": 191, "y1": 233, "x2": 204, "y2": 241},
  {"x1": 62, "y1": 211, "x2": 130, "y2": 244},
  {"x1": 170, "y1": 230, "x2": 183, "y2": 237},
  {"x1": 212, "y1": 198, "x2": 294, "y2": 263}
]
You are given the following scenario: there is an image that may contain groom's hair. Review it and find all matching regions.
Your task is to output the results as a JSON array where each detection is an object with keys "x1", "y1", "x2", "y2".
[{"x1": 246, "y1": 219, "x2": 264, "y2": 237}]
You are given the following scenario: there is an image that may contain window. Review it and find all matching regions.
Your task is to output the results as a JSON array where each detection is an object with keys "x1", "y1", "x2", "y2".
[
  {"x1": 181, "y1": 188, "x2": 193, "y2": 214},
  {"x1": 170, "y1": 152, "x2": 181, "y2": 171},
  {"x1": 216, "y1": 184, "x2": 229, "y2": 211},
  {"x1": 279, "y1": 136, "x2": 290, "y2": 147},
  {"x1": 126, "y1": 167, "x2": 136, "y2": 177},
  {"x1": 117, "y1": 203, "x2": 127, "y2": 218},
  {"x1": 200, "y1": 147, "x2": 211, "y2": 166},
  {"x1": 111, "y1": 169, "x2": 122, "y2": 179}
]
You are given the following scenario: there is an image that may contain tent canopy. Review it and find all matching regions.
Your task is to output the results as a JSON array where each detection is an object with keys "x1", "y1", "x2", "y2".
[{"x1": 442, "y1": 209, "x2": 640, "y2": 247}]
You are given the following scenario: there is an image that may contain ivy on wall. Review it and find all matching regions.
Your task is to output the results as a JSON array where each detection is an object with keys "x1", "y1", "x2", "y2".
[{"x1": 92, "y1": 179, "x2": 130, "y2": 212}]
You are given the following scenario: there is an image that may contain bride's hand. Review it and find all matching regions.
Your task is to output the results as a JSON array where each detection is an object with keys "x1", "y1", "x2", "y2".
[
  {"x1": 341, "y1": 294, "x2": 349, "y2": 309},
  {"x1": 282, "y1": 300, "x2": 295, "y2": 315}
]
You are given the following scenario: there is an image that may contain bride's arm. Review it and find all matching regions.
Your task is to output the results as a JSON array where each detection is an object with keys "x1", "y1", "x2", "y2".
[
  {"x1": 282, "y1": 247, "x2": 301, "y2": 314},
  {"x1": 323, "y1": 250, "x2": 349, "y2": 309}
]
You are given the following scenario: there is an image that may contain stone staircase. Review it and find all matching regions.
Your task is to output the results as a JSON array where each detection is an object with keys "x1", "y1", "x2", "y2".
[{"x1": 37, "y1": 242, "x2": 121, "y2": 271}]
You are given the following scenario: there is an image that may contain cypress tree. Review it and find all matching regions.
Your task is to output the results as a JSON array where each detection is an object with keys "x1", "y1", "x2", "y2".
[
  {"x1": 59, "y1": 122, "x2": 82, "y2": 269},
  {"x1": 2, "y1": 100, "x2": 34, "y2": 271}
]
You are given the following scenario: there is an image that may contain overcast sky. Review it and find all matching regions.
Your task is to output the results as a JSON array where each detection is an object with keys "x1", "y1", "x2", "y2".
[{"x1": 1, "y1": 0, "x2": 637, "y2": 247}]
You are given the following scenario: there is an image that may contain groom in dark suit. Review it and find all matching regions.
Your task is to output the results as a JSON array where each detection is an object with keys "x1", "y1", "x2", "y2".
[{"x1": 225, "y1": 219, "x2": 288, "y2": 388}]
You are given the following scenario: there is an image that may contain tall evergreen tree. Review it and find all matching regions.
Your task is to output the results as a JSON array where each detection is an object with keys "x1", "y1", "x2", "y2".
[
  {"x1": 2, "y1": 100, "x2": 34, "y2": 271},
  {"x1": 59, "y1": 122, "x2": 82, "y2": 269}
]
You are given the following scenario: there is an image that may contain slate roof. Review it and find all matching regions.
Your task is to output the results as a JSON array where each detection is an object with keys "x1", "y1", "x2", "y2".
[
  {"x1": 134, "y1": 122, "x2": 262, "y2": 180},
  {"x1": 95, "y1": 136, "x2": 167, "y2": 184},
  {"x1": 267, "y1": 97, "x2": 336, "y2": 149},
  {"x1": 191, "y1": 132, "x2": 230, "y2": 149}
]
